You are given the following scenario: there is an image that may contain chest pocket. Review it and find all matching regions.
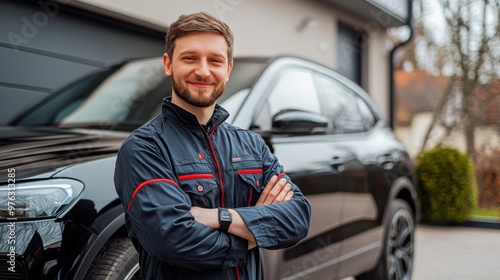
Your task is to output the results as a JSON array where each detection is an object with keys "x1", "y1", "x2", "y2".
[
  {"x1": 233, "y1": 159, "x2": 264, "y2": 207},
  {"x1": 178, "y1": 173, "x2": 218, "y2": 208}
]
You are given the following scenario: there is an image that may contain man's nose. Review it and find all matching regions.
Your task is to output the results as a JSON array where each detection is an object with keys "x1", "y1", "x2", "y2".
[{"x1": 194, "y1": 59, "x2": 211, "y2": 78}]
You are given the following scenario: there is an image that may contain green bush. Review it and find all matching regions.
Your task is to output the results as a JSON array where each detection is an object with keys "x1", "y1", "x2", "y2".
[{"x1": 416, "y1": 146, "x2": 477, "y2": 224}]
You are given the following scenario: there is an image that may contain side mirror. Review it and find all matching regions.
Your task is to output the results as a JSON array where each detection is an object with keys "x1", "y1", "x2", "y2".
[{"x1": 272, "y1": 110, "x2": 329, "y2": 136}]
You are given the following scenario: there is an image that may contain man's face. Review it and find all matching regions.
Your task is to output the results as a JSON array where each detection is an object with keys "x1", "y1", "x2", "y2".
[{"x1": 163, "y1": 32, "x2": 233, "y2": 108}]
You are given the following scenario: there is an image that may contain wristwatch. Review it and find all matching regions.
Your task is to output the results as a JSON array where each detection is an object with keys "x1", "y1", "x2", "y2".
[{"x1": 218, "y1": 208, "x2": 232, "y2": 232}]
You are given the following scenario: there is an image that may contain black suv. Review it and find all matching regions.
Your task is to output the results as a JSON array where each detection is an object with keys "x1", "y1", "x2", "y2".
[{"x1": 0, "y1": 56, "x2": 417, "y2": 280}]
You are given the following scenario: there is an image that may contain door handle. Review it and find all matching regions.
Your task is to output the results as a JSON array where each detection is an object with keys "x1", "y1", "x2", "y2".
[{"x1": 330, "y1": 156, "x2": 346, "y2": 172}]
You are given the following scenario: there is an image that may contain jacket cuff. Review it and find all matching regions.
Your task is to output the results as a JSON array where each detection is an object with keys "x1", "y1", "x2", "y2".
[
  {"x1": 235, "y1": 207, "x2": 278, "y2": 248},
  {"x1": 222, "y1": 234, "x2": 248, "y2": 268}
]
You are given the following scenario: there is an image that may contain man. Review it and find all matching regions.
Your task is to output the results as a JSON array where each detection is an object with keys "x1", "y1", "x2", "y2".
[{"x1": 114, "y1": 12, "x2": 311, "y2": 280}]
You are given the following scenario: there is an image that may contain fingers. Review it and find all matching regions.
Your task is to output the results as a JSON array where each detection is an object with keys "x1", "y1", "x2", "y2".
[
  {"x1": 262, "y1": 177, "x2": 286, "y2": 205},
  {"x1": 273, "y1": 182, "x2": 292, "y2": 203},
  {"x1": 284, "y1": 190, "x2": 293, "y2": 202},
  {"x1": 256, "y1": 175, "x2": 294, "y2": 206},
  {"x1": 264, "y1": 178, "x2": 288, "y2": 205},
  {"x1": 256, "y1": 175, "x2": 278, "y2": 205}
]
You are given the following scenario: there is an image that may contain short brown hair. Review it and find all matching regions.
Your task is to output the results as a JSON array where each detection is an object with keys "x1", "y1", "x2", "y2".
[{"x1": 165, "y1": 12, "x2": 234, "y2": 62}]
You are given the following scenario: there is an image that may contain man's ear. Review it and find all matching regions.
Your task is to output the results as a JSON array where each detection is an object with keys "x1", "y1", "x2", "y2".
[{"x1": 163, "y1": 53, "x2": 172, "y2": 76}]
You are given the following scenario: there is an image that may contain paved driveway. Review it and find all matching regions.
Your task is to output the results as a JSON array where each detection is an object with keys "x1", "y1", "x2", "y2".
[{"x1": 413, "y1": 224, "x2": 500, "y2": 280}]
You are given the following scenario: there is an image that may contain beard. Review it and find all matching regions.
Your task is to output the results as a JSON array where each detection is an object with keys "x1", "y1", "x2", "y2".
[{"x1": 172, "y1": 74, "x2": 226, "y2": 108}]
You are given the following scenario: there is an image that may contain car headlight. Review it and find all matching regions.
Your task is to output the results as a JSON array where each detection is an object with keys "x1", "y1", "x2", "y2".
[{"x1": 0, "y1": 179, "x2": 84, "y2": 220}]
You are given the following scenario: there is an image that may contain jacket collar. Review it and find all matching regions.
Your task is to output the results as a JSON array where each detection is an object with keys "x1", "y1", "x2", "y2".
[{"x1": 161, "y1": 97, "x2": 229, "y2": 130}]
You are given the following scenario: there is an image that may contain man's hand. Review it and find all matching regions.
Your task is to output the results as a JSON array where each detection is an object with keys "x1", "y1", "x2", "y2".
[{"x1": 256, "y1": 175, "x2": 293, "y2": 206}]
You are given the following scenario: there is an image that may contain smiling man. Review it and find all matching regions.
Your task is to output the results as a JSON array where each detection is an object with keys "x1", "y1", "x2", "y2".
[
  {"x1": 165, "y1": 31, "x2": 231, "y2": 123},
  {"x1": 114, "y1": 12, "x2": 311, "y2": 280}
]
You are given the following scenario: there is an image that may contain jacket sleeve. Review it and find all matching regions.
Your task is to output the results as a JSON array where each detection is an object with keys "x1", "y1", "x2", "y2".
[
  {"x1": 234, "y1": 138, "x2": 312, "y2": 249},
  {"x1": 114, "y1": 135, "x2": 247, "y2": 270}
]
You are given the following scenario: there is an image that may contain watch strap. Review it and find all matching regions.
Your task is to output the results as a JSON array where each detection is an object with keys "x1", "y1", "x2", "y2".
[{"x1": 218, "y1": 207, "x2": 232, "y2": 232}]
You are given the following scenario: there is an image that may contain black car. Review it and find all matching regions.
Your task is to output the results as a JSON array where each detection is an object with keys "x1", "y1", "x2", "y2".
[{"x1": 0, "y1": 55, "x2": 417, "y2": 280}]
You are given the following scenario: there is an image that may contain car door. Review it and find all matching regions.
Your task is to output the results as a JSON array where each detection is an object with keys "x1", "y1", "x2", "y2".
[
  {"x1": 251, "y1": 68, "x2": 344, "y2": 280},
  {"x1": 314, "y1": 73, "x2": 382, "y2": 277}
]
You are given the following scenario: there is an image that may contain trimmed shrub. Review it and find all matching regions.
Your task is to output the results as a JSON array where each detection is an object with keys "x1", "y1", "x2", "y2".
[{"x1": 416, "y1": 146, "x2": 477, "y2": 224}]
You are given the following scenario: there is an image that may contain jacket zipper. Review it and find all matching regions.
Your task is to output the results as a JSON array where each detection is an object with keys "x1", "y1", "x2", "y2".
[
  {"x1": 207, "y1": 126, "x2": 241, "y2": 280},
  {"x1": 206, "y1": 126, "x2": 226, "y2": 208}
]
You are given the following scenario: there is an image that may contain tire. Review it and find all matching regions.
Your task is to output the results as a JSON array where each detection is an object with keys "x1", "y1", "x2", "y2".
[
  {"x1": 84, "y1": 237, "x2": 143, "y2": 280},
  {"x1": 357, "y1": 199, "x2": 415, "y2": 280}
]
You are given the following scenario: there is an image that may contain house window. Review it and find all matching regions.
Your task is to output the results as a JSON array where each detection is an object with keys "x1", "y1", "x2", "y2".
[{"x1": 337, "y1": 23, "x2": 363, "y2": 85}]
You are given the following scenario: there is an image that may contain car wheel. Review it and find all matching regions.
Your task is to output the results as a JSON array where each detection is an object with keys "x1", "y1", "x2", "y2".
[
  {"x1": 84, "y1": 237, "x2": 143, "y2": 280},
  {"x1": 357, "y1": 199, "x2": 415, "y2": 280}
]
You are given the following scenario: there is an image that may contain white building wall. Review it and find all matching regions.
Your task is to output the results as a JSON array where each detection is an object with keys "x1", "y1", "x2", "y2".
[
  {"x1": 366, "y1": 33, "x2": 389, "y2": 123},
  {"x1": 76, "y1": 0, "x2": 338, "y2": 64},
  {"x1": 75, "y1": 0, "x2": 392, "y2": 121}
]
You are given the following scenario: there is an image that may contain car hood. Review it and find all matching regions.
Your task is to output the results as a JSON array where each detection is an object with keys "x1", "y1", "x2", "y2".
[{"x1": 0, "y1": 126, "x2": 129, "y2": 182}]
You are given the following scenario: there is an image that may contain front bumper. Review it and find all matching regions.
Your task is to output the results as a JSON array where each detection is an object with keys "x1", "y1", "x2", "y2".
[{"x1": 0, "y1": 219, "x2": 93, "y2": 280}]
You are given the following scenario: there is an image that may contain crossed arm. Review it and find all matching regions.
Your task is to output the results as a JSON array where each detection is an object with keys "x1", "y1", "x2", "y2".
[{"x1": 189, "y1": 175, "x2": 293, "y2": 249}]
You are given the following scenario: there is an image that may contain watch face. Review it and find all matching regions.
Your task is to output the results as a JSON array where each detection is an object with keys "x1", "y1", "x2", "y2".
[{"x1": 220, "y1": 211, "x2": 232, "y2": 221}]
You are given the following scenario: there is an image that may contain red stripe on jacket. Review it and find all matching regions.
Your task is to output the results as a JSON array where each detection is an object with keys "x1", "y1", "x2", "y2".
[
  {"x1": 237, "y1": 169, "x2": 263, "y2": 175},
  {"x1": 127, "y1": 178, "x2": 178, "y2": 211},
  {"x1": 178, "y1": 174, "x2": 214, "y2": 180}
]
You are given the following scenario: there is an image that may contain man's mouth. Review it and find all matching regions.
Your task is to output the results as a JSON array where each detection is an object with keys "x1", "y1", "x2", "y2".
[{"x1": 189, "y1": 81, "x2": 214, "y2": 89}]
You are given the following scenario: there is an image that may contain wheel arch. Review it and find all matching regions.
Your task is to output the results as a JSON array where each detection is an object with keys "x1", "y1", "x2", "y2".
[
  {"x1": 385, "y1": 176, "x2": 419, "y2": 224},
  {"x1": 356, "y1": 177, "x2": 418, "y2": 280},
  {"x1": 71, "y1": 203, "x2": 128, "y2": 280}
]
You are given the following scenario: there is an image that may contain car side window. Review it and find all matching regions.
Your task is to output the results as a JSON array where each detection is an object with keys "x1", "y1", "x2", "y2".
[
  {"x1": 315, "y1": 74, "x2": 365, "y2": 134},
  {"x1": 355, "y1": 95, "x2": 378, "y2": 130},
  {"x1": 253, "y1": 69, "x2": 327, "y2": 136},
  {"x1": 268, "y1": 69, "x2": 321, "y2": 116}
]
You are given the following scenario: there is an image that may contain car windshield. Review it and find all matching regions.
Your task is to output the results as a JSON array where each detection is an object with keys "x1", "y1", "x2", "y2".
[{"x1": 12, "y1": 57, "x2": 267, "y2": 129}]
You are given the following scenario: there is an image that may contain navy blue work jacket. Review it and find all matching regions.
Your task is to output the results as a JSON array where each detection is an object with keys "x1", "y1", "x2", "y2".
[{"x1": 114, "y1": 98, "x2": 311, "y2": 280}]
